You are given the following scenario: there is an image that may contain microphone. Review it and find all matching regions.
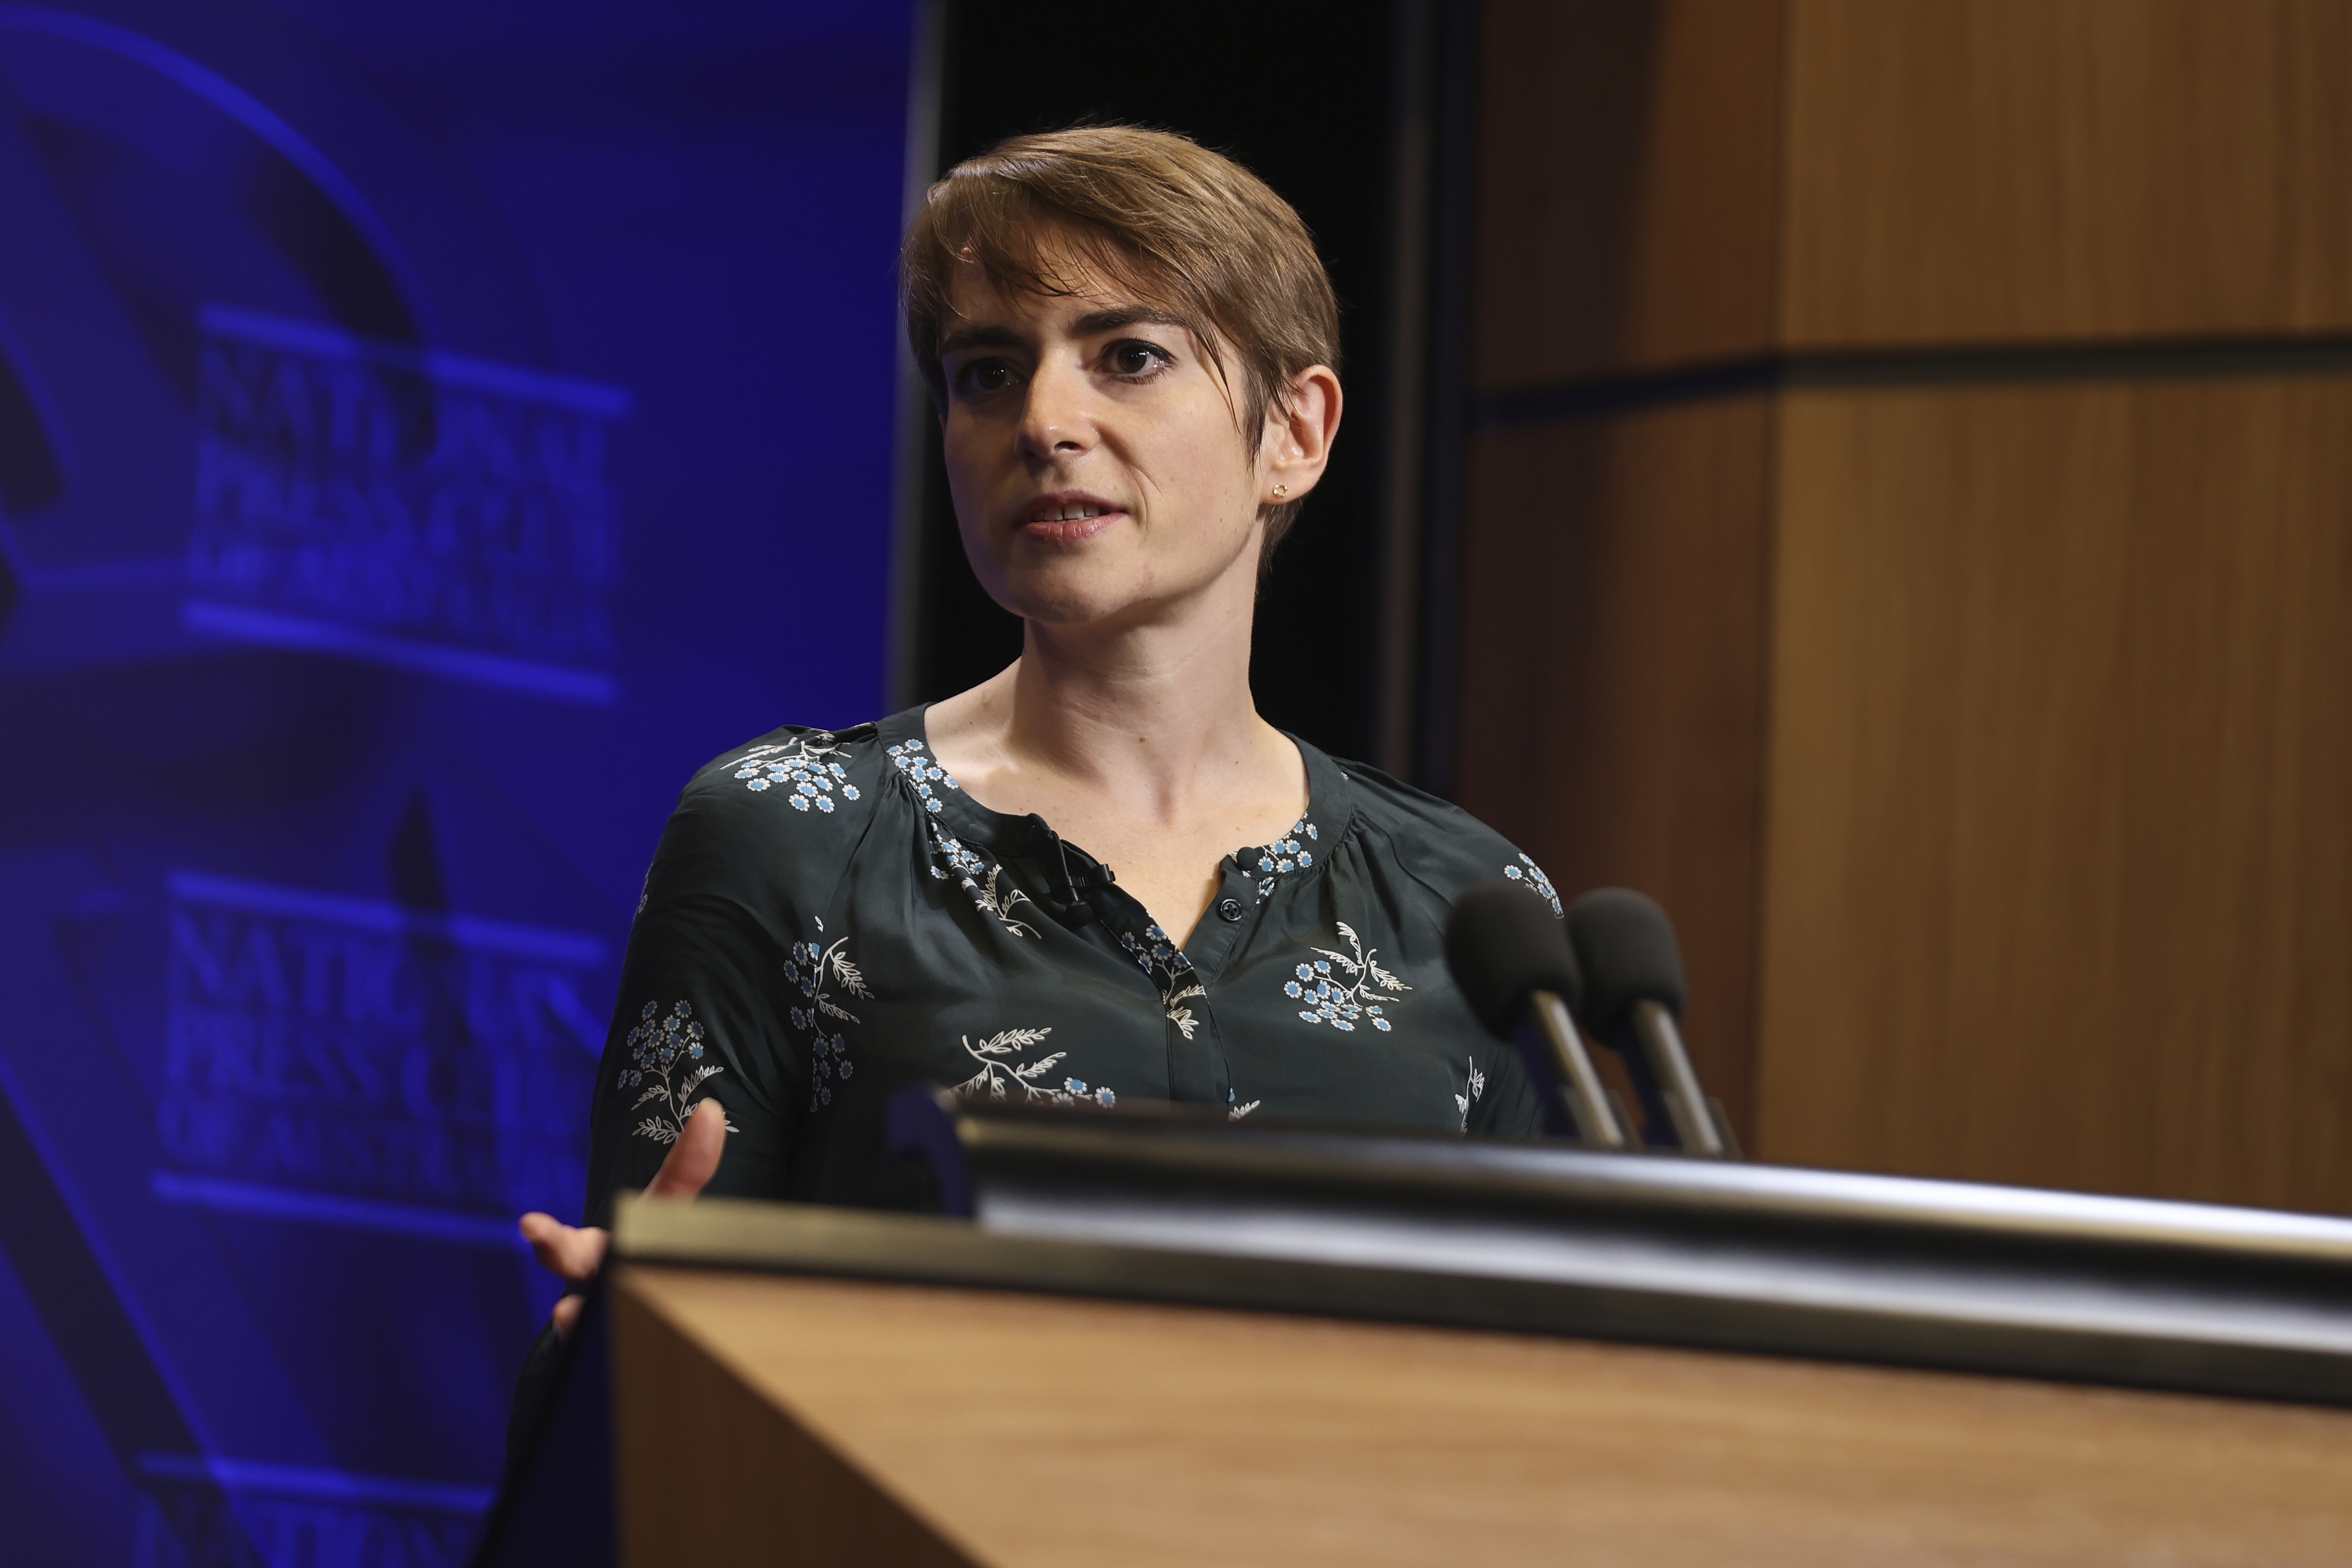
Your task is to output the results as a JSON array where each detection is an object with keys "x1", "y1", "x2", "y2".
[
  {"x1": 1563, "y1": 888, "x2": 1732, "y2": 1158},
  {"x1": 1027, "y1": 813, "x2": 1114, "y2": 926},
  {"x1": 1444, "y1": 879, "x2": 1628, "y2": 1148}
]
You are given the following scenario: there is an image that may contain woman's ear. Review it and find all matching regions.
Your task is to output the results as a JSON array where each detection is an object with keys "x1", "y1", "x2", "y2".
[{"x1": 1263, "y1": 364, "x2": 1343, "y2": 504}]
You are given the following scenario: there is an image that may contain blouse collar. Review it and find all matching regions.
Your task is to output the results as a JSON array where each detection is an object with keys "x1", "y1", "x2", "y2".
[{"x1": 872, "y1": 704, "x2": 1357, "y2": 885}]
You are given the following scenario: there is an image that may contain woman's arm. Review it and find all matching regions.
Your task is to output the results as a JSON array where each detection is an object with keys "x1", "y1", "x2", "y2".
[
  {"x1": 580, "y1": 773, "x2": 815, "y2": 1226},
  {"x1": 506, "y1": 758, "x2": 818, "y2": 1459},
  {"x1": 519, "y1": 1097, "x2": 728, "y2": 1335}
]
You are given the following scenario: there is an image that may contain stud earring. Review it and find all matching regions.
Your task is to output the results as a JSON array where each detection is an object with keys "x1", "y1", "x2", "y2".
[{"x1": 1271, "y1": 484, "x2": 1289, "y2": 499}]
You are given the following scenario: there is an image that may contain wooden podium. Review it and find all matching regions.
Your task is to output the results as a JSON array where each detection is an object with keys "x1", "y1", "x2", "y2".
[
  {"x1": 608, "y1": 1237, "x2": 2352, "y2": 1568},
  {"x1": 481, "y1": 1103, "x2": 2352, "y2": 1566}
]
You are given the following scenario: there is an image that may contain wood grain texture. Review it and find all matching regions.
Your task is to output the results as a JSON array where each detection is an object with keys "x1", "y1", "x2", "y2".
[
  {"x1": 1455, "y1": 400, "x2": 1773, "y2": 1145},
  {"x1": 1756, "y1": 378, "x2": 2352, "y2": 1210},
  {"x1": 1782, "y1": 0, "x2": 2352, "y2": 347},
  {"x1": 613, "y1": 1264, "x2": 2352, "y2": 1567},
  {"x1": 1472, "y1": 0, "x2": 1784, "y2": 390}
]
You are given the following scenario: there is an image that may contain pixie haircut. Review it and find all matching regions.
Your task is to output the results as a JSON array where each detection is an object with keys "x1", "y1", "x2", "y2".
[{"x1": 901, "y1": 125, "x2": 1342, "y2": 558}]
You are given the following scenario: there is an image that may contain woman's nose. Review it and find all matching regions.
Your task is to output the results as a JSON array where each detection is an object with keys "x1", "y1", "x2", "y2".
[{"x1": 1016, "y1": 360, "x2": 1093, "y2": 458}]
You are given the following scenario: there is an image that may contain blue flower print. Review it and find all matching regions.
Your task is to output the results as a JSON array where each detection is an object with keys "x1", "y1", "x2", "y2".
[
  {"x1": 1245, "y1": 816, "x2": 1321, "y2": 902},
  {"x1": 621, "y1": 999, "x2": 736, "y2": 1146},
  {"x1": 1284, "y1": 923, "x2": 1410, "y2": 1033},
  {"x1": 732, "y1": 735, "x2": 861, "y2": 812},
  {"x1": 1502, "y1": 854, "x2": 1563, "y2": 916},
  {"x1": 926, "y1": 821, "x2": 1040, "y2": 937},
  {"x1": 787, "y1": 928, "x2": 871, "y2": 1112},
  {"x1": 1122, "y1": 925, "x2": 1206, "y2": 1040},
  {"x1": 887, "y1": 740, "x2": 963, "y2": 814},
  {"x1": 954, "y1": 1027, "x2": 1114, "y2": 1108}
]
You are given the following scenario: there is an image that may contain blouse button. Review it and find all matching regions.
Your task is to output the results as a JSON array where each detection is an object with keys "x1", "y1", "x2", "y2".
[{"x1": 1216, "y1": 897, "x2": 1245, "y2": 922}]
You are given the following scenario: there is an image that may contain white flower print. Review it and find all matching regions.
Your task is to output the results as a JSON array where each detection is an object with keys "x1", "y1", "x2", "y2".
[
  {"x1": 1455, "y1": 1056, "x2": 1486, "y2": 1130},
  {"x1": 1246, "y1": 817, "x2": 1320, "y2": 902},
  {"x1": 952, "y1": 1027, "x2": 1117, "y2": 1108},
  {"x1": 887, "y1": 738, "x2": 962, "y2": 814},
  {"x1": 1284, "y1": 921, "x2": 1411, "y2": 1032},
  {"x1": 1119, "y1": 924, "x2": 1207, "y2": 1039},
  {"x1": 732, "y1": 734, "x2": 861, "y2": 814},
  {"x1": 620, "y1": 1000, "x2": 738, "y2": 1145},
  {"x1": 927, "y1": 820, "x2": 1040, "y2": 938},
  {"x1": 1502, "y1": 853, "x2": 1562, "y2": 916},
  {"x1": 784, "y1": 923, "x2": 872, "y2": 1111}
]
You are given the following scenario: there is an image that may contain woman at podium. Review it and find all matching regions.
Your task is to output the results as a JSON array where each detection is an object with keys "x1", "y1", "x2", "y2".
[{"x1": 520, "y1": 126, "x2": 1555, "y2": 1340}]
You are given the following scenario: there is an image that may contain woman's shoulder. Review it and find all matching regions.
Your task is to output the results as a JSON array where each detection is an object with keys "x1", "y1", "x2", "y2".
[
  {"x1": 683, "y1": 718, "x2": 895, "y2": 817},
  {"x1": 1320, "y1": 749, "x2": 1564, "y2": 914},
  {"x1": 655, "y1": 713, "x2": 927, "y2": 866}
]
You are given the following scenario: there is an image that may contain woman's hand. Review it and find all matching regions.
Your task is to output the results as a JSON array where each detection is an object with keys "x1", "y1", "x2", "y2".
[{"x1": 517, "y1": 1098, "x2": 729, "y2": 1337}]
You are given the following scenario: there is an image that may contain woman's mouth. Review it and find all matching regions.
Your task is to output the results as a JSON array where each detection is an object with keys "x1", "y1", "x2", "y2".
[{"x1": 1016, "y1": 496, "x2": 1125, "y2": 544}]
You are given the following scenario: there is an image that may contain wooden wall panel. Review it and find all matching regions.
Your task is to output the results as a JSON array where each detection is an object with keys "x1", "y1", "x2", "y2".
[
  {"x1": 1459, "y1": 1, "x2": 2352, "y2": 1210},
  {"x1": 1782, "y1": 0, "x2": 2352, "y2": 347},
  {"x1": 1457, "y1": 401, "x2": 1773, "y2": 1138},
  {"x1": 1755, "y1": 378, "x2": 2352, "y2": 1210},
  {"x1": 1472, "y1": 0, "x2": 1785, "y2": 390}
]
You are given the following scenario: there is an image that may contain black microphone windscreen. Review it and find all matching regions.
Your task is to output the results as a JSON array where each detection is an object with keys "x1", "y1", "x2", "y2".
[
  {"x1": 1444, "y1": 877, "x2": 1583, "y2": 1038},
  {"x1": 1564, "y1": 887, "x2": 1687, "y2": 1036}
]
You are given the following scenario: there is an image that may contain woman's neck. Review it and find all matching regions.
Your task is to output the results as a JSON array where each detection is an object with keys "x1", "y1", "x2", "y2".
[
  {"x1": 986, "y1": 600, "x2": 1270, "y2": 812},
  {"x1": 924, "y1": 565, "x2": 1309, "y2": 942},
  {"x1": 926, "y1": 553, "x2": 1303, "y2": 826}
]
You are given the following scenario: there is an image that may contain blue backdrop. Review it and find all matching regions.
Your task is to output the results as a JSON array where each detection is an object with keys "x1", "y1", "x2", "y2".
[{"x1": 0, "y1": 3, "x2": 914, "y2": 1561}]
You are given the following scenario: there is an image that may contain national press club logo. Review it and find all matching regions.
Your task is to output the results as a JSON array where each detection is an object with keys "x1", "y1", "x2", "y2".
[
  {"x1": 186, "y1": 306, "x2": 629, "y2": 704},
  {"x1": 0, "y1": 10, "x2": 635, "y2": 1563}
]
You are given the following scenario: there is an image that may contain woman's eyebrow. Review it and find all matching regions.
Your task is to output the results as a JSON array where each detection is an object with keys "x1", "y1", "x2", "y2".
[
  {"x1": 937, "y1": 323, "x2": 1026, "y2": 358},
  {"x1": 938, "y1": 308, "x2": 1189, "y2": 360},
  {"x1": 1073, "y1": 307, "x2": 1188, "y2": 336}
]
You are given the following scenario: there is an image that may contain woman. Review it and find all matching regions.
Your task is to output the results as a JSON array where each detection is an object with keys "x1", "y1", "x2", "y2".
[{"x1": 519, "y1": 126, "x2": 1559, "y2": 1335}]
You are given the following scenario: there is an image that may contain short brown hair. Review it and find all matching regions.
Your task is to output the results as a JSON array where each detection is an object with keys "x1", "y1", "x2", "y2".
[{"x1": 901, "y1": 125, "x2": 1341, "y2": 559}]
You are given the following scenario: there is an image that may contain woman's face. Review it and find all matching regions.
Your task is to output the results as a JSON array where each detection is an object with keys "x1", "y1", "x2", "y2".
[{"x1": 937, "y1": 258, "x2": 1320, "y2": 633}]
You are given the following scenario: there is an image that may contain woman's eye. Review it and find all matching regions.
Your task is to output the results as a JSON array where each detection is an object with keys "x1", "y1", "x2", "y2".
[
  {"x1": 1107, "y1": 341, "x2": 1170, "y2": 379},
  {"x1": 955, "y1": 359, "x2": 1018, "y2": 397}
]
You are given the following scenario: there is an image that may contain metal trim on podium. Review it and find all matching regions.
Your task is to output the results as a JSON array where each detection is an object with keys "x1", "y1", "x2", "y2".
[{"x1": 639, "y1": 1094, "x2": 2352, "y2": 1407}]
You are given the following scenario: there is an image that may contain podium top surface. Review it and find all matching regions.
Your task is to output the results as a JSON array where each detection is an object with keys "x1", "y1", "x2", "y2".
[{"x1": 609, "y1": 1257, "x2": 2352, "y2": 1568}]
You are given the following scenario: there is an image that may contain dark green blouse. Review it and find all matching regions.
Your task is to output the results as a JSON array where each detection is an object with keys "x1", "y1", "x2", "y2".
[{"x1": 580, "y1": 705, "x2": 1557, "y2": 1223}]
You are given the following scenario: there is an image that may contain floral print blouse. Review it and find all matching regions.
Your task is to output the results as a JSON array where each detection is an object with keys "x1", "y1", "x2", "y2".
[{"x1": 580, "y1": 705, "x2": 1556, "y2": 1223}]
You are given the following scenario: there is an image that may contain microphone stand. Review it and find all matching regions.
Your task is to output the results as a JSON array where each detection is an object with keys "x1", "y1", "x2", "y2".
[
  {"x1": 1524, "y1": 989, "x2": 1628, "y2": 1149},
  {"x1": 1628, "y1": 998, "x2": 1725, "y2": 1157}
]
